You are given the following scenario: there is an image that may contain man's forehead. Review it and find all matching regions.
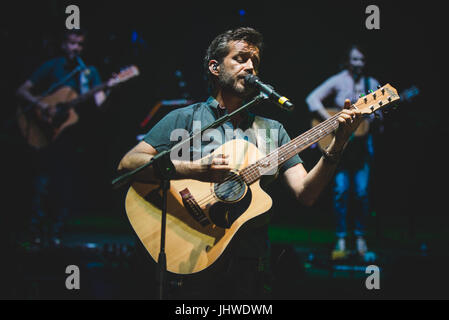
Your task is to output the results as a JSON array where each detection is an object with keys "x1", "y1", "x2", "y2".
[{"x1": 228, "y1": 40, "x2": 259, "y2": 56}]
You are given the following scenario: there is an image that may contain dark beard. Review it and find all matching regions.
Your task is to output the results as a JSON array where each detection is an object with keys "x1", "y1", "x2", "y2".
[{"x1": 217, "y1": 71, "x2": 255, "y2": 98}]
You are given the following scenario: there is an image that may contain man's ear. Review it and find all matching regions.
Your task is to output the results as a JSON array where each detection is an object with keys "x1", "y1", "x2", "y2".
[{"x1": 209, "y1": 60, "x2": 219, "y2": 76}]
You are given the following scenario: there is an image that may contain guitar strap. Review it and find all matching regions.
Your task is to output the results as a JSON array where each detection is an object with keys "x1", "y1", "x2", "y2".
[
  {"x1": 252, "y1": 116, "x2": 279, "y2": 183},
  {"x1": 248, "y1": 116, "x2": 276, "y2": 227}
]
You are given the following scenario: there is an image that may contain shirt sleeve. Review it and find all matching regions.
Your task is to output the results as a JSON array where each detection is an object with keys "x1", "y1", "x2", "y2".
[
  {"x1": 143, "y1": 108, "x2": 192, "y2": 153},
  {"x1": 306, "y1": 74, "x2": 339, "y2": 112},
  {"x1": 278, "y1": 124, "x2": 303, "y2": 173}
]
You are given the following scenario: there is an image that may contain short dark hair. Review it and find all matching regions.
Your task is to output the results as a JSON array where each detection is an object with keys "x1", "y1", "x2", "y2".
[{"x1": 204, "y1": 27, "x2": 263, "y2": 94}]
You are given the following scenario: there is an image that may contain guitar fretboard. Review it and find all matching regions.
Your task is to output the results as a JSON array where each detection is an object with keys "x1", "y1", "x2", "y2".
[
  {"x1": 239, "y1": 110, "x2": 346, "y2": 184},
  {"x1": 66, "y1": 82, "x2": 109, "y2": 108}
]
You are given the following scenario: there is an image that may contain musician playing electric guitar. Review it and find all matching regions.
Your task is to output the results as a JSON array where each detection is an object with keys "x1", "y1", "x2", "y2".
[
  {"x1": 16, "y1": 29, "x2": 110, "y2": 247},
  {"x1": 306, "y1": 44, "x2": 381, "y2": 257},
  {"x1": 118, "y1": 27, "x2": 363, "y2": 299}
]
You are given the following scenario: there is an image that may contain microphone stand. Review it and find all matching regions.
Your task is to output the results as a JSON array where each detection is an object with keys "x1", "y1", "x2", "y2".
[{"x1": 111, "y1": 92, "x2": 268, "y2": 299}]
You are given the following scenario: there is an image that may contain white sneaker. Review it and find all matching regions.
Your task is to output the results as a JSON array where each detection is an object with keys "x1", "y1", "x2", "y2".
[
  {"x1": 356, "y1": 237, "x2": 368, "y2": 255},
  {"x1": 335, "y1": 238, "x2": 346, "y2": 251}
]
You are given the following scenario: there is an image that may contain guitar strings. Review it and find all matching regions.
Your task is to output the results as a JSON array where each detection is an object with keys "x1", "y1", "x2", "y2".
[
  {"x1": 196, "y1": 108, "x2": 350, "y2": 205},
  {"x1": 196, "y1": 108, "x2": 351, "y2": 205},
  {"x1": 196, "y1": 96, "x2": 389, "y2": 206},
  {"x1": 243, "y1": 94, "x2": 391, "y2": 184},
  {"x1": 195, "y1": 109, "x2": 347, "y2": 206}
]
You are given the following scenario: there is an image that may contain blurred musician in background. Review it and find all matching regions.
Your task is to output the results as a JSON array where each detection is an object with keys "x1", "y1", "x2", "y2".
[
  {"x1": 16, "y1": 28, "x2": 109, "y2": 247},
  {"x1": 306, "y1": 45, "x2": 381, "y2": 256}
]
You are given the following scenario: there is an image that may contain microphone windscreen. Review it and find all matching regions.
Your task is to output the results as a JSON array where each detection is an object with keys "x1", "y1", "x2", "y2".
[{"x1": 244, "y1": 74, "x2": 258, "y2": 86}]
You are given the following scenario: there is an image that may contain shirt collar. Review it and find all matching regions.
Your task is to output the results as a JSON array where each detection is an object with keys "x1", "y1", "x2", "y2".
[{"x1": 206, "y1": 96, "x2": 255, "y2": 129}]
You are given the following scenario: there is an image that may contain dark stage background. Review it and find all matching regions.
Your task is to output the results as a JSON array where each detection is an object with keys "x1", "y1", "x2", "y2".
[{"x1": 0, "y1": 0, "x2": 446, "y2": 299}]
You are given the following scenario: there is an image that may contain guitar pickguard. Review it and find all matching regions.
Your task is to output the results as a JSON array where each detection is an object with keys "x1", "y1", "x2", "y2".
[{"x1": 208, "y1": 187, "x2": 253, "y2": 229}]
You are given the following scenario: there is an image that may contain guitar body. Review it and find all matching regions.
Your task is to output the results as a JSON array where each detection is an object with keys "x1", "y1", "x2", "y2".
[
  {"x1": 16, "y1": 86, "x2": 79, "y2": 149},
  {"x1": 311, "y1": 108, "x2": 370, "y2": 150},
  {"x1": 125, "y1": 139, "x2": 273, "y2": 274}
]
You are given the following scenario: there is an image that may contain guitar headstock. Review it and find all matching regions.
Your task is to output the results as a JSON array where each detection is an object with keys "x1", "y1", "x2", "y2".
[
  {"x1": 354, "y1": 83, "x2": 400, "y2": 115},
  {"x1": 109, "y1": 65, "x2": 140, "y2": 87}
]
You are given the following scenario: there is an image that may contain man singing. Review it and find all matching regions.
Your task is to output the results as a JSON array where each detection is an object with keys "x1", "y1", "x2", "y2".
[{"x1": 118, "y1": 27, "x2": 362, "y2": 299}]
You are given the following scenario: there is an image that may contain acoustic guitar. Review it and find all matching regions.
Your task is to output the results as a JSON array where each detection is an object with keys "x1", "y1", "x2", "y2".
[
  {"x1": 17, "y1": 65, "x2": 139, "y2": 149},
  {"x1": 310, "y1": 85, "x2": 419, "y2": 150},
  {"x1": 125, "y1": 84, "x2": 400, "y2": 274}
]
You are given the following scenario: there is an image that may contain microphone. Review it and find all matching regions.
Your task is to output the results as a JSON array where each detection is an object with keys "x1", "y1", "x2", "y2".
[{"x1": 244, "y1": 74, "x2": 294, "y2": 111}]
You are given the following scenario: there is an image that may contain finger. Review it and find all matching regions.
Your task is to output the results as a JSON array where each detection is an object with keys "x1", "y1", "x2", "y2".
[
  {"x1": 211, "y1": 165, "x2": 232, "y2": 171},
  {"x1": 201, "y1": 156, "x2": 214, "y2": 166},
  {"x1": 343, "y1": 99, "x2": 351, "y2": 109},
  {"x1": 338, "y1": 113, "x2": 353, "y2": 123},
  {"x1": 342, "y1": 109, "x2": 361, "y2": 121},
  {"x1": 340, "y1": 109, "x2": 353, "y2": 117},
  {"x1": 211, "y1": 158, "x2": 229, "y2": 166}
]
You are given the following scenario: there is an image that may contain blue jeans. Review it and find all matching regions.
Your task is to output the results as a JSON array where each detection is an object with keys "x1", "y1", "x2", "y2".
[{"x1": 334, "y1": 161, "x2": 370, "y2": 238}]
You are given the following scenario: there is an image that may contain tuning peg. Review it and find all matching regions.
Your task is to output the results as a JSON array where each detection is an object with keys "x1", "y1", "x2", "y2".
[
  {"x1": 377, "y1": 85, "x2": 381, "y2": 89},
  {"x1": 359, "y1": 93, "x2": 365, "y2": 98}
]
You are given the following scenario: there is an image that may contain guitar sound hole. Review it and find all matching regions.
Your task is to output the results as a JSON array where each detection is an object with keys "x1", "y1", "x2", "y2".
[
  {"x1": 214, "y1": 172, "x2": 246, "y2": 202},
  {"x1": 208, "y1": 187, "x2": 252, "y2": 229}
]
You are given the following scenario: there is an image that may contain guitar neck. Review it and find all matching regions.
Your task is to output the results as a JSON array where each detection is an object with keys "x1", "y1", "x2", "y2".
[
  {"x1": 67, "y1": 82, "x2": 109, "y2": 108},
  {"x1": 240, "y1": 111, "x2": 343, "y2": 184},
  {"x1": 238, "y1": 83, "x2": 401, "y2": 184}
]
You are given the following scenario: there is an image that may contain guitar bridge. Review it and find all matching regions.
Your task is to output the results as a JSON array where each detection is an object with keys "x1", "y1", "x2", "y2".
[{"x1": 179, "y1": 188, "x2": 211, "y2": 227}]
